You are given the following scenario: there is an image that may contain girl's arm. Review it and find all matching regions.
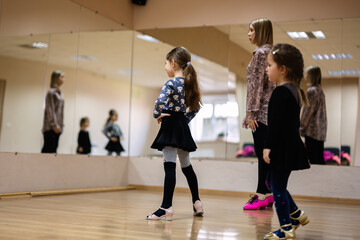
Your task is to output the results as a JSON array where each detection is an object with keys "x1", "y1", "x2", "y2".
[
  {"x1": 246, "y1": 51, "x2": 268, "y2": 120},
  {"x1": 185, "y1": 108, "x2": 199, "y2": 124},
  {"x1": 264, "y1": 88, "x2": 284, "y2": 150},
  {"x1": 102, "y1": 123, "x2": 111, "y2": 139},
  {"x1": 300, "y1": 88, "x2": 316, "y2": 134},
  {"x1": 153, "y1": 80, "x2": 174, "y2": 119}
]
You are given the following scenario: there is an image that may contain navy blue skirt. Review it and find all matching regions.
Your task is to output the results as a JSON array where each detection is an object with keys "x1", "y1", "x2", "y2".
[{"x1": 151, "y1": 111, "x2": 197, "y2": 152}]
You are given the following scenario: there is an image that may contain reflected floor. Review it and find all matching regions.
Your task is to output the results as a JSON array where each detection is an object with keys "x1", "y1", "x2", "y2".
[{"x1": 0, "y1": 190, "x2": 358, "y2": 239}]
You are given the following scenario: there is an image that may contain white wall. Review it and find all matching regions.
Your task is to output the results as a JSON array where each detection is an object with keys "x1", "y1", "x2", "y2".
[
  {"x1": 0, "y1": 152, "x2": 129, "y2": 193},
  {"x1": 128, "y1": 156, "x2": 360, "y2": 200}
]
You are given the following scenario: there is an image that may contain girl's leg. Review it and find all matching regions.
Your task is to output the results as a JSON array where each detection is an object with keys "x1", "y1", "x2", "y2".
[
  {"x1": 178, "y1": 149, "x2": 200, "y2": 203},
  {"x1": 149, "y1": 146, "x2": 177, "y2": 218},
  {"x1": 116, "y1": 152, "x2": 121, "y2": 156},
  {"x1": 107, "y1": 151, "x2": 112, "y2": 156},
  {"x1": 271, "y1": 170, "x2": 292, "y2": 226}
]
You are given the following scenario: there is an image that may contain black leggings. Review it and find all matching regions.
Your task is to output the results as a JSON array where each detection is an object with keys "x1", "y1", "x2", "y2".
[
  {"x1": 41, "y1": 130, "x2": 61, "y2": 153},
  {"x1": 305, "y1": 136, "x2": 325, "y2": 165},
  {"x1": 252, "y1": 122, "x2": 271, "y2": 194},
  {"x1": 270, "y1": 170, "x2": 298, "y2": 226}
]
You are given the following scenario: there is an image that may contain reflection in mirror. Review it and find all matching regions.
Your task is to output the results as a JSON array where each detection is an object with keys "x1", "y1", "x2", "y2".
[
  {"x1": 0, "y1": 34, "x2": 50, "y2": 153},
  {"x1": 129, "y1": 26, "x2": 232, "y2": 159},
  {"x1": 75, "y1": 31, "x2": 133, "y2": 156},
  {"x1": 340, "y1": 18, "x2": 360, "y2": 166},
  {"x1": 228, "y1": 19, "x2": 348, "y2": 164},
  {"x1": 45, "y1": 32, "x2": 80, "y2": 154}
]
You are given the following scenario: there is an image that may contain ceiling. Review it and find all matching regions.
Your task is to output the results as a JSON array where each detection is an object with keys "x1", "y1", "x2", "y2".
[
  {"x1": 0, "y1": 18, "x2": 358, "y2": 95},
  {"x1": 216, "y1": 18, "x2": 360, "y2": 78}
]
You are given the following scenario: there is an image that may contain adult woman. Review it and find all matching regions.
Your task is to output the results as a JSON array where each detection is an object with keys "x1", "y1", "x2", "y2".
[
  {"x1": 300, "y1": 66, "x2": 327, "y2": 164},
  {"x1": 41, "y1": 70, "x2": 65, "y2": 153},
  {"x1": 243, "y1": 18, "x2": 276, "y2": 210}
]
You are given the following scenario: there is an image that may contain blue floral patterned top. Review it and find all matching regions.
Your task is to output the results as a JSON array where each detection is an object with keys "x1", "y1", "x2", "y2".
[{"x1": 153, "y1": 77, "x2": 199, "y2": 123}]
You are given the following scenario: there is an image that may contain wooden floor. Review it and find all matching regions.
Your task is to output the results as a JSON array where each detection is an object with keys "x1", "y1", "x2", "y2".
[{"x1": 0, "y1": 190, "x2": 358, "y2": 240}]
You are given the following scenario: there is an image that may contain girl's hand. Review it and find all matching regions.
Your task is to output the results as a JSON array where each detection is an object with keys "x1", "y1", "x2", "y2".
[
  {"x1": 78, "y1": 147, "x2": 83, "y2": 153},
  {"x1": 242, "y1": 116, "x2": 248, "y2": 129},
  {"x1": 263, "y1": 148, "x2": 271, "y2": 164},
  {"x1": 110, "y1": 137, "x2": 118, "y2": 142},
  {"x1": 247, "y1": 119, "x2": 258, "y2": 131},
  {"x1": 156, "y1": 113, "x2": 171, "y2": 124}
]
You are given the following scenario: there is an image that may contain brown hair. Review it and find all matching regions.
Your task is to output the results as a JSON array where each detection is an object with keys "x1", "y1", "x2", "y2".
[
  {"x1": 80, "y1": 117, "x2": 89, "y2": 127},
  {"x1": 50, "y1": 70, "x2": 64, "y2": 88},
  {"x1": 271, "y1": 43, "x2": 309, "y2": 106},
  {"x1": 166, "y1": 47, "x2": 201, "y2": 111},
  {"x1": 306, "y1": 65, "x2": 322, "y2": 86},
  {"x1": 105, "y1": 109, "x2": 117, "y2": 127},
  {"x1": 250, "y1": 18, "x2": 273, "y2": 47}
]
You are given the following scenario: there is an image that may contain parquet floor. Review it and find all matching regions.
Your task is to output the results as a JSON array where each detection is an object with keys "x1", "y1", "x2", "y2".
[{"x1": 0, "y1": 190, "x2": 358, "y2": 239}]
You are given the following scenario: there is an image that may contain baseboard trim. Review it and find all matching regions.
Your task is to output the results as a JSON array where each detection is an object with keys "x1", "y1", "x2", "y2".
[
  {"x1": 0, "y1": 186, "x2": 135, "y2": 199},
  {"x1": 129, "y1": 184, "x2": 360, "y2": 205}
]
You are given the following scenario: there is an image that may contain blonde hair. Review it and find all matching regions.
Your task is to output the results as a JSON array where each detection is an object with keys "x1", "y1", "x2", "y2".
[
  {"x1": 306, "y1": 66, "x2": 322, "y2": 86},
  {"x1": 50, "y1": 70, "x2": 64, "y2": 88},
  {"x1": 250, "y1": 18, "x2": 273, "y2": 47}
]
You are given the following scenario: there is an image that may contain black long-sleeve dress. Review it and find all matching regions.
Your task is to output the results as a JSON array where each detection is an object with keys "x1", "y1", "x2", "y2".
[
  {"x1": 264, "y1": 83, "x2": 310, "y2": 171},
  {"x1": 77, "y1": 130, "x2": 91, "y2": 154}
]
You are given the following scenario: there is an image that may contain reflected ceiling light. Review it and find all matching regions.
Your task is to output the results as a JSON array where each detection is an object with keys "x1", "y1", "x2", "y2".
[
  {"x1": 71, "y1": 55, "x2": 97, "y2": 61},
  {"x1": 19, "y1": 42, "x2": 48, "y2": 49},
  {"x1": 312, "y1": 31, "x2": 326, "y2": 39},
  {"x1": 118, "y1": 69, "x2": 140, "y2": 75},
  {"x1": 31, "y1": 42, "x2": 48, "y2": 48},
  {"x1": 329, "y1": 70, "x2": 360, "y2": 76},
  {"x1": 136, "y1": 34, "x2": 159, "y2": 42},
  {"x1": 312, "y1": 53, "x2": 352, "y2": 60},
  {"x1": 287, "y1": 32, "x2": 309, "y2": 40},
  {"x1": 287, "y1": 31, "x2": 326, "y2": 39}
]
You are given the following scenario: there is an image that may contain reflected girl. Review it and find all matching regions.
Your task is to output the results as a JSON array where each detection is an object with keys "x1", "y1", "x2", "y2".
[
  {"x1": 41, "y1": 70, "x2": 65, "y2": 154},
  {"x1": 300, "y1": 66, "x2": 327, "y2": 165},
  {"x1": 103, "y1": 109, "x2": 124, "y2": 156},
  {"x1": 77, "y1": 117, "x2": 91, "y2": 155}
]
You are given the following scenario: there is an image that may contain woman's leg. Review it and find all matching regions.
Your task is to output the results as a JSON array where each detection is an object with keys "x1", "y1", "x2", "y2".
[
  {"x1": 252, "y1": 122, "x2": 271, "y2": 194},
  {"x1": 178, "y1": 149, "x2": 200, "y2": 203}
]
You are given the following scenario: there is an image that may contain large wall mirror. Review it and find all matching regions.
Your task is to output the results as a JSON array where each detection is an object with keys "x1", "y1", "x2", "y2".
[
  {"x1": 0, "y1": 1, "x2": 132, "y2": 156},
  {"x1": 0, "y1": 0, "x2": 358, "y2": 167}
]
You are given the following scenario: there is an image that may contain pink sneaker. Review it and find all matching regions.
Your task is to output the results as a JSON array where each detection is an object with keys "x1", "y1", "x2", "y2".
[
  {"x1": 243, "y1": 194, "x2": 268, "y2": 210},
  {"x1": 266, "y1": 195, "x2": 274, "y2": 207}
]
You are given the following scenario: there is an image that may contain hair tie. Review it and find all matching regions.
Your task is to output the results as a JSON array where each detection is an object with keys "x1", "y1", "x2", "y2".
[{"x1": 272, "y1": 49, "x2": 280, "y2": 55}]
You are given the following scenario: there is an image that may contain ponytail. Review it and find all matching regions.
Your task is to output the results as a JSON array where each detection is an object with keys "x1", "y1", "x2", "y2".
[
  {"x1": 183, "y1": 63, "x2": 201, "y2": 111},
  {"x1": 166, "y1": 46, "x2": 202, "y2": 111}
]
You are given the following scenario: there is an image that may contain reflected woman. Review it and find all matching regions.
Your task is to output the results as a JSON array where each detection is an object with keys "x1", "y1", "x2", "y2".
[
  {"x1": 41, "y1": 70, "x2": 65, "y2": 153},
  {"x1": 243, "y1": 18, "x2": 276, "y2": 210},
  {"x1": 300, "y1": 66, "x2": 327, "y2": 164}
]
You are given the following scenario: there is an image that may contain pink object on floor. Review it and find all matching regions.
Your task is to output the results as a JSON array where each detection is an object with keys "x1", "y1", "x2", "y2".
[
  {"x1": 266, "y1": 195, "x2": 274, "y2": 207},
  {"x1": 243, "y1": 146, "x2": 255, "y2": 156},
  {"x1": 323, "y1": 151, "x2": 341, "y2": 165},
  {"x1": 243, "y1": 195, "x2": 268, "y2": 210},
  {"x1": 341, "y1": 151, "x2": 351, "y2": 163}
]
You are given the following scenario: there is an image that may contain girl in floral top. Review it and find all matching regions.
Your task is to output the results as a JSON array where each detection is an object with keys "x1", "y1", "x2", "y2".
[
  {"x1": 243, "y1": 18, "x2": 276, "y2": 210},
  {"x1": 147, "y1": 47, "x2": 203, "y2": 221}
]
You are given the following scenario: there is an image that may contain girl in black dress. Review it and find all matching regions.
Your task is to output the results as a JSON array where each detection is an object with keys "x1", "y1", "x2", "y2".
[
  {"x1": 103, "y1": 109, "x2": 124, "y2": 156},
  {"x1": 146, "y1": 47, "x2": 203, "y2": 221},
  {"x1": 263, "y1": 44, "x2": 311, "y2": 239},
  {"x1": 77, "y1": 117, "x2": 91, "y2": 154}
]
